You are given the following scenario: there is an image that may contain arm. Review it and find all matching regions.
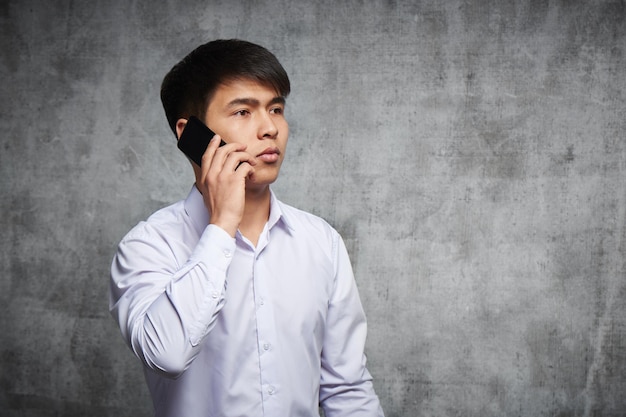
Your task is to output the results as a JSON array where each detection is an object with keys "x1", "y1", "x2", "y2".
[
  {"x1": 319, "y1": 235, "x2": 384, "y2": 417},
  {"x1": 109, "y1": 223, "x2": 235, "y2": 378},
  {"x1": 110, "y1": 127, "x2": 253, "y2": 377}
]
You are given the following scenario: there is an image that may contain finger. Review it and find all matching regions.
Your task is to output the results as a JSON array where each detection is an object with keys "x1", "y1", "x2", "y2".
[
  {"x1": 201, "y1": 135, "x2": 223, "y2": 166},
  {"x1": 211, "y1": 142, "x2": 248, "y2": 166},
  {"x1": 199, "y1": 135, "x2": 224, "y2": 182},
  {"x1": 237, "y1": 163, "x2": 255, "y2": 179},
  {"x1": 224, "y1": 151, "x2": 257, "y2": 173}
]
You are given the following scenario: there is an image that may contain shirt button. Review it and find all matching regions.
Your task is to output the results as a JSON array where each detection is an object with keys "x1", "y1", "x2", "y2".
[
  {"x1": 268, "y1": 386, "x2": 275, "y2": 395},
  {"x1": 223, "y1": 250, "x2": 232, "y2": 258},
  {"x1": 259, "y1": 298, "x2": 265, "y2": 306},
  {"x1": 211, "y1": 291, "x2": 219, "y2": 299},
  {"x1": 263, "y1": 343, "x2": 270, "y2": 351}
]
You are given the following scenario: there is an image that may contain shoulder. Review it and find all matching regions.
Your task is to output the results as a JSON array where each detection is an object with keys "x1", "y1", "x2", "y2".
[
  {"x1": 119, "y1": 199, "x2": 187, "y2": 245},
  {"x1": 276, "y1": 199, "x2": 340, "y2": 247}
]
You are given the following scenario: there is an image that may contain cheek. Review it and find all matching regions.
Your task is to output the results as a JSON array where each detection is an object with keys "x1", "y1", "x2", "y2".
[
  {"x1": 280, "y1": 120, "x2": 289, "y2": 137},
  {"x1": 219, "y1": 124, "x2": 249, "y2": 143}
]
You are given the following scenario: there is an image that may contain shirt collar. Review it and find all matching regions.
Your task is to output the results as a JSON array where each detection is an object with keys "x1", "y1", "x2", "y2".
[
  {"x1": 269, "y1": 189, "x2": 295, "y2": 233},
  {"x1": 184, "y1": 185, "x2": 210, "y2": 236},
  {"x1": 184, "y1": 185, "x2": 295, "y2": 236}
]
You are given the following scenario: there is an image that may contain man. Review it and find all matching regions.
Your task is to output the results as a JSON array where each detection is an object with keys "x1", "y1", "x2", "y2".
[{"x1": 109, "y1": 39, "x2": 383, "y2": 417}]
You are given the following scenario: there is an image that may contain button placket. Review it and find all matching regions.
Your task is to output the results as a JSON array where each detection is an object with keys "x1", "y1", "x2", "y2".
[{"x1": 253, "y1": 248, "x2": 280, "y2": 406}]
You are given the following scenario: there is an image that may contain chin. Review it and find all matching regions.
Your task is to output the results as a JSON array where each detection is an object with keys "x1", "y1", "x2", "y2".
[
  {"x1": 250, "y1": 166, "x2": 280, "y2": 183},
  {"x1": 245, "y1": 173, "x2": 279, "y2": 189}
]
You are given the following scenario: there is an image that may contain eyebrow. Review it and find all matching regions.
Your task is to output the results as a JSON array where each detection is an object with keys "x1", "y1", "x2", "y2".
[{"x1": 226, "y1": 96, "x2": 286, "y2": 108}]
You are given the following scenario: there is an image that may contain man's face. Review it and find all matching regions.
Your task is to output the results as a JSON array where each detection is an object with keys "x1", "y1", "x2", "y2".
[{"x1": 204, "y1": 79, "x2": 289, "y2": 190}]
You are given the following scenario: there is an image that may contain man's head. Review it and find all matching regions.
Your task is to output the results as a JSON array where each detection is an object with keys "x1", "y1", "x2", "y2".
[{"x1": 160, "y1": 39, "x2": 291, "y2": 136}]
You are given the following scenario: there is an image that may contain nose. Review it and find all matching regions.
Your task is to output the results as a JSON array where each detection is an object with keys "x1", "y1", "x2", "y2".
[{"x1": 258, "y1": 112, "x2": 278, "y2": 139}]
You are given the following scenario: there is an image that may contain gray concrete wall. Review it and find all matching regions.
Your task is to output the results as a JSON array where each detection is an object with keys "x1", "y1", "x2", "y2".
[{"x1": 1, "y1": 1, "x2": 625, "y2": 416}]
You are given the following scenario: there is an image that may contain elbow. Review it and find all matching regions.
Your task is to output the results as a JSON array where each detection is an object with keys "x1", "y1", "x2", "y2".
[
  {"x1": 142, "y1": 350, "x2": 191, "y2": 379},
  {"x1": 131, "y1": 316, "x2": 197, "y2": 379}
]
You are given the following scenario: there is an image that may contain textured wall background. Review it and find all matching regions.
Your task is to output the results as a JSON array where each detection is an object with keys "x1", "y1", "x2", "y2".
[{"x1": 1, "y1": 1, "x2": 625, "y2": 416}]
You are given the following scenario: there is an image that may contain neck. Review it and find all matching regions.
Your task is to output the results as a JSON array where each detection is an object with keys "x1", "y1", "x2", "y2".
[{"x1": 239, "y1": 186, "x2": 271, "y2": 246}]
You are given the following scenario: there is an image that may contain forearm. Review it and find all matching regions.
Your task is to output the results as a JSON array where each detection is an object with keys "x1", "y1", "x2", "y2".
[
  {"x1": 110, "y1": 224, "x2": 234, "y2": 377},
  {"x1": 319, "y1": 327, "x2": 383, "y2": 417},
  {"x1": 320, "y1": 378, "x2": 384, "y2": 417},
  {"x1": 129, "y1": 261, "x2": 226, "y2": 377}
]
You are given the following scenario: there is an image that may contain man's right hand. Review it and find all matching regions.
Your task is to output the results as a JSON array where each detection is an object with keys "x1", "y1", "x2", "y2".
[{"x1": 195, "y1": 135, "x2": 257, "y2": 237}]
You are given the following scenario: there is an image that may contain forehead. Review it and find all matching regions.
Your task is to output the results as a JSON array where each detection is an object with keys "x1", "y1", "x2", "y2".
[{"x1": 212, "y1": 79, "x2": 281, "y2": 102}]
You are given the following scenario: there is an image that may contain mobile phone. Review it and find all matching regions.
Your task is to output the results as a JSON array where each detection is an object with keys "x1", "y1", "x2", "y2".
[{"x1": 177, "y1": 116, "x2": 226, "y2": 166}]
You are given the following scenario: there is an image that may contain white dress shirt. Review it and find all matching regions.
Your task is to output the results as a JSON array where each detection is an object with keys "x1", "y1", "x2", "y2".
[{"x1": 110, "y1": 186, "x2": 383, "y2": 417}]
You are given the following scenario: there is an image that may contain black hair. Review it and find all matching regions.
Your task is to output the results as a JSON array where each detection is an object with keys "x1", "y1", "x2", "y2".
[{"x1": 160, "y1": 39, "x2": 291, "y2": 136}]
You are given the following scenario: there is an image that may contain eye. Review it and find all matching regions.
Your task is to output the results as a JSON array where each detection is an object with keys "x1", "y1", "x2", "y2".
[
  {"x1": 270, "y1": 106, "x2": 284, "y2": 115},
  {"x1": 233, "y1": 109, "x2": 250, "y2": 117}
]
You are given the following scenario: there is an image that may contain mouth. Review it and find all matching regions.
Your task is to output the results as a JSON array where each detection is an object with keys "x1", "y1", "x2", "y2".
[{"x1": 256, "y1": 147, "x2": 281, "y2": 163}]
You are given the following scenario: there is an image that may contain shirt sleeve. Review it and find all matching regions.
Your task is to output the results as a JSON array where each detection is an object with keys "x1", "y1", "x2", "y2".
[
  {"x1": 319, "y1": 234, "x2": 384, "y2": 417},
  {"x1": 109, "y1": 223, "x2": 235, "y2": 378}
]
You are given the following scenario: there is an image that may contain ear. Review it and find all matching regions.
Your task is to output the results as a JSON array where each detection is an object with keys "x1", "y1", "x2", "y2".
[{"x1": 175, "y1": 118, "x2": 188, "y2": 140}]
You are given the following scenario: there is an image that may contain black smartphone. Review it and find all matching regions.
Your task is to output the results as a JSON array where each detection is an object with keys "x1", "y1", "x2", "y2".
[{"x1": 177, "y1": 116, "x2": 226, "y2": 166}]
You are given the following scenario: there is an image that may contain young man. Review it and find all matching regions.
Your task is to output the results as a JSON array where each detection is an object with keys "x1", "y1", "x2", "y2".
[{"x1": 109, "y1": 39, "x2": 384, "y2": 417}]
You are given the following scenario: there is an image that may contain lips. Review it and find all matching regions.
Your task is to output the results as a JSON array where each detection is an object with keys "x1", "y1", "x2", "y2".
[{"x1": 256, "y1": 147, "x2": 280, "y2": 163}]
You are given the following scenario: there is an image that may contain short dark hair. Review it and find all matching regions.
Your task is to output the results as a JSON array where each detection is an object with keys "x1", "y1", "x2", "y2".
[{"x1": 160, "y1": 39, "x2": 291, "y2": 136}]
